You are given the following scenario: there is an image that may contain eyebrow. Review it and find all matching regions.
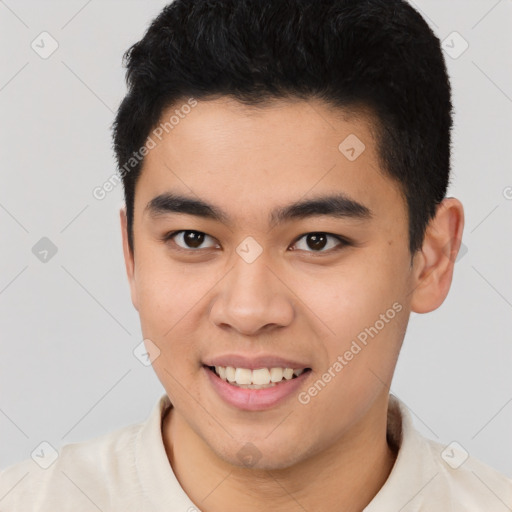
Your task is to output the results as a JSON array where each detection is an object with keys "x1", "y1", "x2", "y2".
[{"x1": 144, "y1": 191, "x2": 372, "y2": 228}]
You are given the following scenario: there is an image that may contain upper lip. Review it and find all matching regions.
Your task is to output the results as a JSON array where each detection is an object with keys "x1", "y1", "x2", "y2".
[{"x1": 203, "y1": 354, "x2": 311, "y2": 370}]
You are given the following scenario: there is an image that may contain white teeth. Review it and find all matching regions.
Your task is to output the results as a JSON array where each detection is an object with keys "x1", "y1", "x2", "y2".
[
  {"x1": 270, "y1": 367, "x2": 284, "y2": 383},
  {"x1": 283, "y1": 368, "x2": 294, "y2": 380},
  {"x1": 216, "y1": 366, "x2": 227, "y2": 380},
  {"x1": 234, "y1": 368, "x2": 252, "y2": 385},
  {"x1": 210, "y1": 365, "x2": 308, "y2": 387},
  {"x1": 252, "y1": 368, "x2": 271, "y2": 385},
  {"x1": 225, "y1": 366, "x2": 236, "y2": 383}
]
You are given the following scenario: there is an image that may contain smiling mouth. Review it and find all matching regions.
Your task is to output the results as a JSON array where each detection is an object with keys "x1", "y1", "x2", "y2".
[{"x1": 205, "y1": 365, "x2": 312, "y2": 389}]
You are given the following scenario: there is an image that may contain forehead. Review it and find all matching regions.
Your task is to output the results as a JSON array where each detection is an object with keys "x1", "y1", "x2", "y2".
[
  {"x1": 148, "y1": 97, "x2": 376, "y2": 163},
  {"x1": 135, "y1": 97, "x2": 405, "y2": 228}
]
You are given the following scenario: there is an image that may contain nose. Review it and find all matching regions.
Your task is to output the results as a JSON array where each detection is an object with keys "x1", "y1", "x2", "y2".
[{"x1": 208, "y1": 251, "x2": 295, "y2": 336}]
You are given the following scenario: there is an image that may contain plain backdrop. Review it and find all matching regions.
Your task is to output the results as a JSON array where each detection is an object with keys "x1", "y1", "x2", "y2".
[{"x1": 1, "y1": 0, "x2": 511, "y2": 477}]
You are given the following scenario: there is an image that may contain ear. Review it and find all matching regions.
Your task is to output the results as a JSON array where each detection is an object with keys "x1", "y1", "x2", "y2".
[
  {"x1": 410, "y1": 197, "x2": 465, "y2": 313},
  {"x1": 120, "y1": 206, "x2": 139, "y2": 311}
]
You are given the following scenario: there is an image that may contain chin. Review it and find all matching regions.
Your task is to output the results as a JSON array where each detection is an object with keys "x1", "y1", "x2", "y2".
[{"x1": 214, "y1": 438, "x2": 312, "y2": 472}]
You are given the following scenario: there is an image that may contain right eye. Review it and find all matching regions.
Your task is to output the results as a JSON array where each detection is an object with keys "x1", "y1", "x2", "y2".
[{"x1": 163, "y1": 230, "x2": 220, "y2": 251}]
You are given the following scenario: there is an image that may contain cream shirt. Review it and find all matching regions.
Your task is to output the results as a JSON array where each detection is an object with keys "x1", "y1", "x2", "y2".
[{"x1": 1, "y1": 394, "x2": 511, "y2": 511}]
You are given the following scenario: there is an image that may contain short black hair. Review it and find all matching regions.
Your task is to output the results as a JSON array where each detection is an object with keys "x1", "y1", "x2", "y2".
[{"x1": 112, "y1": 0, "x2": 453, "y2": 255}]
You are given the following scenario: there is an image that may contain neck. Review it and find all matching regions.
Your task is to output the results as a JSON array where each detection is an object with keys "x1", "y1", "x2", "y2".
[{"x1": 162, "y1": 395, "x2": 397, "y2": 512}]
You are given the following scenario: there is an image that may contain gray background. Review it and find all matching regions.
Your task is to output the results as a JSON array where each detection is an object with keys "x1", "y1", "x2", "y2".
[{"x1": 1, "y1": 0, "x2": 511, "y2": 477}]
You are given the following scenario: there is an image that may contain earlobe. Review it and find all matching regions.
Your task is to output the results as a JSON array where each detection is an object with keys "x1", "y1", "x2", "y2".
[
  {"x1": 410, "y1": 198, "x2": 465, "y2": 314},
  {"x1": 120, "y1": 206, "x2": 139, "y2": 311}
]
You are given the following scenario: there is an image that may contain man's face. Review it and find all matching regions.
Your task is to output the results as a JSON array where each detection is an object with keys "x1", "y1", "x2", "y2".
[{"x1": 123, "y1": 97, "x2": 416, "y2": 469}]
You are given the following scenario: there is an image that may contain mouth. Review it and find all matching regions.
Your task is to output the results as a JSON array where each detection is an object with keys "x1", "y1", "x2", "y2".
[{"x1": 204, "y1": 364, "x2": 312, "y2": 389}]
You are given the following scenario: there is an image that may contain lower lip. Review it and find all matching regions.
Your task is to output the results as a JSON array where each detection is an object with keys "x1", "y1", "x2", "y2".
[{"x1": 204, "y1": 366, "x2": 311, "y2": 411}]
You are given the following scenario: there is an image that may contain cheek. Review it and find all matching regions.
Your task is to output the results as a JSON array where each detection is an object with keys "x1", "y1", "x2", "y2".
[
  {"x1": 300, "y1": 248, "x2": 409, "y2": 379},
  {"x1": 133, "y1": 251, "x2": 209, "y2": 370},
  {"x1": 135, "y1": 262, "x2": 203, "y2": 397},
  {"x1": 304, "y1": 259, "x2": 403, "y2": 335},
  {"x1": 133, "y1": 250, "x2": 185, "y2": 337}
]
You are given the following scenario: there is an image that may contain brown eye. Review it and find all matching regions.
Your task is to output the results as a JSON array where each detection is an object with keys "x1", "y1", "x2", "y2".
[
  {"x1": 292, "y1": 232, "x2": 347, "y2": 253},
  {"x1": 163, "y1": 230, "x2": 348, "y2": 255},
  {"x1": 165, "y1": 230, "x2": 218, "y2": 250}
]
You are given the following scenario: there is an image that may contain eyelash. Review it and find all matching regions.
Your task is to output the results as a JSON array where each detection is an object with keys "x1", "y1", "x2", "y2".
[{"x1": 161, "y1": 230, "x2": 351, "y2": 255}]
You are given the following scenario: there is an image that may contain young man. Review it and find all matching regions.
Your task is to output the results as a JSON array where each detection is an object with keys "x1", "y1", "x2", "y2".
[{"x1": 1, "y1": 0, "x2": 511, "y2": 510}]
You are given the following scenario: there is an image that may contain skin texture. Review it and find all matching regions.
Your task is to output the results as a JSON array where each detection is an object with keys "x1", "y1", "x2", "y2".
[{"x1": 120, "y1": 97, "x2": 464, "y2": 511}]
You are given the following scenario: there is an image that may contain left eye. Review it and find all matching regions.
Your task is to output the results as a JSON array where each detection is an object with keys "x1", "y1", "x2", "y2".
[
  {"x1": 292, "y1": 232, "x2": 346, "y2": 253},
  {"x1": 163, "y1": 230, "x2": 347, "y2": 253}
]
